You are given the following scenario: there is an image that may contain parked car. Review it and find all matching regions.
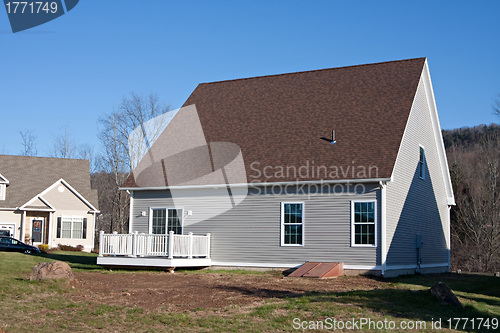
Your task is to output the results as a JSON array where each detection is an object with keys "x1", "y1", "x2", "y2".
[{"x1": 0, "y1": 236, "x2": 40, "y2": 254}]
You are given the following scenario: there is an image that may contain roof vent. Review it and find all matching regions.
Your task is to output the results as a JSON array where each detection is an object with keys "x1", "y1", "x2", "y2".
[
  {"x1": 330, "y1": 130, "x2": 336, "y2": 145},
  {"x1": 320, "y1": 130, "x2": 337, "y2": 145}
]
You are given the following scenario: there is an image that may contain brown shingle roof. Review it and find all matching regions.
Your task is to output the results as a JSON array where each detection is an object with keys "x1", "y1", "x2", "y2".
[
  {"x1": 123, "y1": 58, "x2": 425, "y2": 187},
  {"x1": 0, "y1": 155, "x2": 98, "y2": 209}
]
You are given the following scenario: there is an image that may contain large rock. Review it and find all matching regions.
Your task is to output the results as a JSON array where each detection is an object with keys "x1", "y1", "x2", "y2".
[
  {"x1": 30, "y1": 261, "x2": 74, "y2": 281},
  {"x1": 430, "y1": 282, "x2": 463, "y2": 308}
]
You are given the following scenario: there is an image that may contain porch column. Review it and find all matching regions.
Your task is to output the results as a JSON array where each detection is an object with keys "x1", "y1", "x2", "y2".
[
  {"x1": 20, "y1": 210, "x2": 26, "y2": 243},
  {"x1": 47, "y1": 212, "x2": 53, "y2": 248}
]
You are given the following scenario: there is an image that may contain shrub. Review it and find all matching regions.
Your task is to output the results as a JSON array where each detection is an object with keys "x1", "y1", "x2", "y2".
[
  {"x1": 57, "y1": 244, "x2": 84, "y2": 252},
  {"x1": 37, "y1": 244, "x2": 49, "y2": 252}
]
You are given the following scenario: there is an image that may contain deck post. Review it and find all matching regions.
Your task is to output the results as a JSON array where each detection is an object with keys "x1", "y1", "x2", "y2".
[
  {"x1": 112, "y1": 231, "x2": 118, "y2": 257},
  {"x1": 206, "y1": 233, "x2": 211, "y2": 259},
  {"x1": 98, "y1": 230, "x2": 104, "y2": 257},
  {"x1": 168, "y1": 231, "x2": 174, "y2": 259},
  {"x1": 131, "y1": 231, "x2": 138, "y2": 257},
  {"x1": 188, "y1": 232, "x2": 193, "y2": 258}
]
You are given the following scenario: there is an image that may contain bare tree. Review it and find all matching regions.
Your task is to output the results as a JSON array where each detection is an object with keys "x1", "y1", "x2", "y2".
[
  {"x1": 97, "y1": 92, "x2": 170, "y2": 233},
  {"x1": 0, "y1": 144, "x2": 9, "y2": 154},
  {"x1": 494, "y1": 94, "x2": 500, "y2": 118},
  {"x1": 49, "y1": 125, "x2": 77, "y2": 158},
  {"x1": 19, "y1": 129, "x2": 38, "y2": 156},
  {"x1": 78, "y1": 143, "x2": 98, "y2": 173},
  {"x1": 449, "y1": 132, "x2": 500, "y2": 272}
]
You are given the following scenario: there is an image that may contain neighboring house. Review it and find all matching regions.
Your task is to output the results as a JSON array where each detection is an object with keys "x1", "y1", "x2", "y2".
[
  {"x1": 0, "y1": 155, "x2": 99, "y2": 251},
  {"x1": 99, "y1": 58, "x2": 455, "y2": 277}
]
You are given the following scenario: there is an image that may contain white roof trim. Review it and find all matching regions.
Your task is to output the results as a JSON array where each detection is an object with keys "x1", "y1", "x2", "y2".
[
  {"x1": 0, "y1": 173, "x2": 9, "y2": 185},
  {"x1": 390, "y1": 60, "x2": 455, "y2": 206},
  {"x1": 21, "y1": 178, "x2": 99, "y2": 212},
  {"x1": 422, "y1": 60, "x2": 455, "y2": 205},
  {"x1": 120, "y1": 177, "x2": 392, "y2": 191},
  {"x1": 38, "y1": 196, "x2": 55, "y2": 210}
]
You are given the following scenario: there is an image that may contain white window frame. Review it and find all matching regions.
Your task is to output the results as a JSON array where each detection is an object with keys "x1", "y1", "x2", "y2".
[
  {"x1": 280, "y1": 202, "x2": 304, "y2": 247},
  {"x1": 148, "y1": 207, "x2": 184, "y2": 235},
  {"x1": 351, "y1": 200, "x2": 377, "y2": 247},
  {"x1": 419, "y1": 145, "x2": 426, "y2": 180},
  {"x1": 0, "y1": 184, "x2": 5, "y2": 200},
  {"x1": 61, "y1": 216, "x2": 84, "y2": 239}
]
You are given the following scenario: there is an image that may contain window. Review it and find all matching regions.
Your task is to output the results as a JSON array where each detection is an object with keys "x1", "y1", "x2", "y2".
[
  {"x1": 352, "y1": 201, "x2": 376, "y2": 246},
  {"x1": 419, "y1": 146, "x2": 425, "y2": 179},
  {"x1": 281, "y1": 202, "x2": 304, "y2": 246},
  {"x1": 61, "y1": 216, "x2": 84, "y2": 239},
  {"x1": 151, "y1": 208, "x2": 183, "y2": 234}
]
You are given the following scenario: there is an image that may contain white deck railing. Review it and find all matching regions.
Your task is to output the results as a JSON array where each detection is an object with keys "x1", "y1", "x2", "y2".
[{"x1": 98, "y1": 231, "x2": 211, "y2": 259}]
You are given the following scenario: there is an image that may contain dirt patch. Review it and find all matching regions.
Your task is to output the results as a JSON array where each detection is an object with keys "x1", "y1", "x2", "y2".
[{"x1": 71, "y1": 271, "x2": 387, "y2": 312}]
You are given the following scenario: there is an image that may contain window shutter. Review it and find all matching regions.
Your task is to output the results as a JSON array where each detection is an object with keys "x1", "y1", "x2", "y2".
[
  {"x1": 57, "y1": 217, "x2": 61, "y2": 238},
  {"x1": 82, "y1": 218, "x2": 87, "y2": 239}
]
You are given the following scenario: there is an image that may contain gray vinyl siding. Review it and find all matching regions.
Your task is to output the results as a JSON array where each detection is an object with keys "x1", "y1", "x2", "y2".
[
  {"x1": 131, "y1": 183, "x2": 381, "y2": 267},
  {"x1": 385, "y1": 68, "x2": 450, "y2": 268}
]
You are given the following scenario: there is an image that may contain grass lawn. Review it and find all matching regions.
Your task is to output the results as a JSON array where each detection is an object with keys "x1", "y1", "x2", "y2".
[{"x1": 0, "y1": 251, "x2": 499, "y2": 332}]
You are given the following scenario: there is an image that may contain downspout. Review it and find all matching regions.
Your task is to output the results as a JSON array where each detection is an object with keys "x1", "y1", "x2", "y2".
[{"x1": 379, "y1": 181, "x2": 387, "y2": 276}]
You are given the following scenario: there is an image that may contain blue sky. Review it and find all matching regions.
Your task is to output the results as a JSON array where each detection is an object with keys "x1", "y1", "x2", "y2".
[{"x1": 1, "y1": 0, "x2": 499, "y2": 156}]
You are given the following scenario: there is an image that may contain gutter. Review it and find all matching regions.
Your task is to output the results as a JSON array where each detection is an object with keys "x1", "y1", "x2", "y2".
[{"x1": 120, "y1": 177, "x2": 392, "y2": 191}]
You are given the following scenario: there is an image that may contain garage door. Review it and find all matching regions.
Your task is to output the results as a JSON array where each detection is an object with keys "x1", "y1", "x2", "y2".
[{"x1": 0, "y1": 224, "x2": 15, "y2": 237}]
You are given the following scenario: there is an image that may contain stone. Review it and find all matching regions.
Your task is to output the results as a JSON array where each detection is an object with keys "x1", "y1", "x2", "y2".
[
  {"x1": 430, "y1": 282, "x2": 462, "y2": 308},
  {"x1": 30, "y1": 261, "x2": 74, "y2": 281}
]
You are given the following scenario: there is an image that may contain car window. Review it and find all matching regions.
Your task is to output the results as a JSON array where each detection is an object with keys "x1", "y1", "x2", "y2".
[{"x1": 1, "y1": 238, "x2": 18, "y2": 245}]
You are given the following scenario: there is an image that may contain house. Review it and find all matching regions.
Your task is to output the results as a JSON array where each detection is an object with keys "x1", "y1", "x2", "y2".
[
  {"x1": 98, "y1": 58, "x2": 455, "y2": 277},
  {"x1": 0, "y1": 155, "x2": 99, "y2": 252}
]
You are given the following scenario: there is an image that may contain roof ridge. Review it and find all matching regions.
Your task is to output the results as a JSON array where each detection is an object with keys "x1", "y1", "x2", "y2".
[
  {"x1": 0, "y1": 154, "x2": 87, "y2": 162},
  {"x1": 199, "y1": 57, "x2": 426, "y2": 86}
]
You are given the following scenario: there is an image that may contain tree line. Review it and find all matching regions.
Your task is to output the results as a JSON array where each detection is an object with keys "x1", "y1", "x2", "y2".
[{"x1": 444, "y1": 123, "x2": 500, "y2": 272}]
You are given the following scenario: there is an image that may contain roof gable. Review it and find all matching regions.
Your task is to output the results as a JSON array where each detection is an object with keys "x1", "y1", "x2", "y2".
[
  {"x1": 124, "y1": 58, "x2": 426, "y2": 187},
  {"x1": 0, "y1": 155, "x2": 98, "y2": 209}
]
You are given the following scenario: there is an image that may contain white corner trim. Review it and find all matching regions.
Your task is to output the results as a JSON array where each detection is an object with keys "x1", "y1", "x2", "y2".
[
  {"x1": 379, "y1": 181, "x2": 387, "y2": 275},
  {"x1": 128, "y1": 191, "x2": 134, "y2": 234}
]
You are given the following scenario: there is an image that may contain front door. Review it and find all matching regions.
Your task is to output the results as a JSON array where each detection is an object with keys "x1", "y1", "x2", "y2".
[{"x1": 32, "y1": 219, "x2": 44, "y2": 244}]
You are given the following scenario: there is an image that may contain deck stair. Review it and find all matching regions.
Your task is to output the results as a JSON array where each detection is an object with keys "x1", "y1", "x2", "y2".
[{"x1": 287, "y1": 262, "x2": 343, "y2": 278}]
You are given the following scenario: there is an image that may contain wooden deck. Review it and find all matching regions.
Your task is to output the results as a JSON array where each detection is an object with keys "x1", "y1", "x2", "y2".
[{"x1": 97, "y1": 231, "x2": 211, "y2": 268}]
